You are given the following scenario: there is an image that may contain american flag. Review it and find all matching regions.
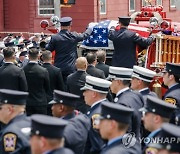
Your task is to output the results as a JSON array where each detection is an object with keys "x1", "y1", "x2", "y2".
[{"x1": 81, "y1": 20, "x2": 118, "y2": 50}]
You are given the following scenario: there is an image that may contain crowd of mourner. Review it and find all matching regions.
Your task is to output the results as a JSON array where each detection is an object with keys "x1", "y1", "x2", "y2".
[{"x1": 0, "y1": 16, "x2": 180, "y2": 154}]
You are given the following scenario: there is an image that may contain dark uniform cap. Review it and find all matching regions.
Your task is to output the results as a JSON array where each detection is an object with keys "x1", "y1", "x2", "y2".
[
  {"x1": 23, "y1": 39, "x2": 31, "y2": 45},
  {"x1": 19, "y1": 51, "x2": 28, "y2": 57},
  {"x1": 4, "y1": 42, "x2": 15, "y2": 47},
  {"x1": 31, "y1": 114, "x2": 68, "y2": 139},
  {"x1": 148, "y1": 123, "x2": 180, "y2": 152},
  {"x1": 7, "y1": 33, "x2": 13, "y2": 36},
  {"x1": 60, "y1": 17, "x2": 72, "y2": 26},
  {"x1": 100, "y1": 102, "x2": 134, "y2": 124},
  {"x1": 0, "y1": 89, "x2": 28, "y2": 105},
  {"x1": 132, "y1": 66, "x2": 156, "y2": 82},
  {"x1": 49, "y1": 90, "x2": 80, "y2": 107},
  {"x1": 118, "y1": 16, "x2": 131, "y2": 26},
  {"x1": 17, "y1": 43, "x2": 25, "y2": 48},
  {"x1": 139, "y1": 96, "x2": 176, "y2": 118},
  {"x1": 163, "y1": 62, "x2": 180, "y2": 77},
  {"x1": 81, "y1": 76, "x2": 112, "y2": 94}
]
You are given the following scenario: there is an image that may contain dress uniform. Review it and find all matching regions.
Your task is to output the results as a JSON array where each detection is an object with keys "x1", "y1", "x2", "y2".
[
  {"x1": 108, "y1": 16, "x2": 154, "y2": 68},
  {"x1": 108, "y1": 66, "x2": 144, "y2": 138},
  {"x1": 46, "y1": 17, "x2": 92, "y2": 82},
  {"x1": 49, "y1": 90, "x2": 91, "y2": 154},
  {"x1": 131, "y1": 65, "x2": 157, "y2": 147},
  {"x1": 30, "y1": 114, "x2": 74, "y2": 154},
  {"x1": 81, "y1": 76, "x2": 112, "y2": 154},
  {"x1": 147, "y1": 123, "x2": 180, "y2": 153},
  {"x1": 139, "y1": 96, "x2": 177, "y2": 153},
  {"x1": 162, "y1": 62, "x2": 180, "y2": 107},
  {"x1": 0, "y1": 89, "x2": 30, "y2": 154},
  {"x1": 162, "y1": 62, "x2": 180, "y2": 125},
  {"x1": 99, "y1": 102, "x2": 141, "y2": 154},
  {"x1": 23, "y1": 48, "x2": 50, "y2": 115}
]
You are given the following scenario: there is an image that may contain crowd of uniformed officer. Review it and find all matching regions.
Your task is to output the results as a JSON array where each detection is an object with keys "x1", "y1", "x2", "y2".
[{"x1": 0, "y1": 16, "x2": 180, "y2": 154}]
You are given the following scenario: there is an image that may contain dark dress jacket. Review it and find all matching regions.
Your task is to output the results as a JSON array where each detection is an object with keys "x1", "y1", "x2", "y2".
[
  {"x1": 46, "y1": 29, "x2": 92, "y2": 73},
  {"x1": 63, "y1": 113, "x2": 91, "y2": 154},
  {"x1": 108, "y1": 27, "x2": 154, "y2": 68},
  {"x1": 101, "y1": 137, "x2": 141, "y2": 154},
  {"x1": 0, "y1": 63, "x2": 28, "y2": 91},
  {"x1": 23, "y1": 62, "x2": 50, "y2": 106},
  {"x1": 115, "y1": 88, "x2": 144, "y2": 138},
  {"x1": 46, "y1": 147, "x2": 74, "y2": 154},
  {"x1": 140, "y1": 88, "x2": 158, "y2": 103},
  {"x1": 84, "y1": 100, "x2": 109, "y2": 154},
  {"x1": 42, "y1": 63, "x2": 65, "y2": 102},
  {"x1": 95, "y1": 62, "x2": 109, "y2": 78},
  {"x1": 67, "y1": 70, "x2": 89, "y2": 113},
  {"x1": 86, "y1": 65, "x2": 105, "y2": 79},
  {"x1": 163, "y1": 84, "x2": 180, "y2": 125}
]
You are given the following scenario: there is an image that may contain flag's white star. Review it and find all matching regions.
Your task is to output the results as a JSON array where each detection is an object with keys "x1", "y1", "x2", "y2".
[
  {"x1": 86, "y1": 40, "x2": 89, "y2": 44},
  {"x1": 98, "y1": 34, "x2": 102, "y2": 39},
  {"x1": 90, "y1": 35, "x2": 93, "y2": 39},
  {"x1": 94, "y1": 40, "x2": 97, "y2": 44},
  {"x1": 102, "y1": 40, "x2": 106, "y2": 44},
  {"x1": 102, "y1": 29, "x2": 106, "y2": 34},
  {"x1": 94, "y1": 29, "x2": 98, "y2": 34}
]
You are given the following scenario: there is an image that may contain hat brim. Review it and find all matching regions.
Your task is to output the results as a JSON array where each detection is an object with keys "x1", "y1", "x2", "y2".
[
  {"x1": 139, "y1": 107, "x2": 148, "y2": 112},
  {"x1": 80, "y1": 85, "x2": 108, "y2": 94},
  {"x1": 48, "y1": 100, "x2": 58, "y2": 105},
  {"x1": 148, "y1": 143, "x2": 165, "y2": 150},
  {"x1": 162, "y1": 69, "x2": 167, "y2": 73}
]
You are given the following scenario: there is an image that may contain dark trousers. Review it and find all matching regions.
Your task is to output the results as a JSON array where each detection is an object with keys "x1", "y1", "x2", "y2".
[{"x1": 26, "y1": 105, "x2": 47, "y2": 116}]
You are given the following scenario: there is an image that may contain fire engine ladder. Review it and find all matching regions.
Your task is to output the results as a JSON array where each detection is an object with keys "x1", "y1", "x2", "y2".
[{"x1": 153, "y1": 35, "x2": 180, "y2": 67}]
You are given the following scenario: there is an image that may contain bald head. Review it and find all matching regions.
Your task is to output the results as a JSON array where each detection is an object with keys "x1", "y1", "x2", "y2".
[{"x1": 75, "y1": 57, "x2": 87, "y2": 70}]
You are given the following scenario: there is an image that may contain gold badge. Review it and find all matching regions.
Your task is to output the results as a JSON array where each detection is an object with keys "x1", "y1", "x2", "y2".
[
  {"x1": 3, "y1": 133, "x2": 17, "y2": 152},
  {"x1": 165, "y1": 98, "x2": 177, "y2": 105},
  {"x1": 92, "y1": 114, "x2": 100, "y2": 129}
]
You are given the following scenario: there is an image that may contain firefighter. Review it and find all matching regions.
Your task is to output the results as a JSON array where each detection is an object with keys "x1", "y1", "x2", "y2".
[
  {"x1": 108, "y1": 16, "x2": 154, "y2": 68},
  {"x1": 162, "y1": 62, "x2": 180, "y2": 126},
  {"x1": 46, "y1": 16, "x2": 92, "y2": 83}
]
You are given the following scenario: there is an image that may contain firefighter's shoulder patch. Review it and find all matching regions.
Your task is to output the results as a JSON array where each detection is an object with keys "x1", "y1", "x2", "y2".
[{"x1": 3, "y1": 133, "x2": 17, "y2": 152}]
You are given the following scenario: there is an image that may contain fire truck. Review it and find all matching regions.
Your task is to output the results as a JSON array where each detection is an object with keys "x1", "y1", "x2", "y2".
[{"x1": 40, "y1": 5, "x2": 180, "y2": 97}]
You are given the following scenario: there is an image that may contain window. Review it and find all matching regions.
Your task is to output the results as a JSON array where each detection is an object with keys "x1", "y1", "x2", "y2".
[
  {"x1": 38, "y1": 0, "x2": 55, "y2": 15},
  {"x1": 170, "y1": 0, "x2": 176, "y2": 7},
  {"x1": 142, "y1": 0, "x2": 154, "y2": 6},
  {"x1": 156, "y1": 0, "x2": 162, "y2": 6},
  {"x1": 142, "y1": 0, "x2": 148, "y2": 6},
  {"x1": 129, "y1": 0, "x2": 135, "y2": 11},
  {"x1": 100, "y1": 0, "x2": 106, "y2": 14}
]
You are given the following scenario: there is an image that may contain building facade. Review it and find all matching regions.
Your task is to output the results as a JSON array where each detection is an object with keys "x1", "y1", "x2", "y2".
[{"x1": 0, "y1": 0, "x2": 180, "y2": 37}]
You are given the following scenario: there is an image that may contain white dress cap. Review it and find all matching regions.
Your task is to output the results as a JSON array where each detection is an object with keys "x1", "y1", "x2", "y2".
[
  {"x1": 108, "y1": 66, "x2": 133, "y2": 80},
  {"x1": 81, "y1": 75, "x2": 112, "y2": 93},
  {"x1": 132, "y1": 66, "x2": 156, "y2": 82}
]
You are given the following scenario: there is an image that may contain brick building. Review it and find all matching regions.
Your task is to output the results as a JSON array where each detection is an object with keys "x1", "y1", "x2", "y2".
[{"x1": 0, "y1": 0, "x2": 180, "y2": 37}]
